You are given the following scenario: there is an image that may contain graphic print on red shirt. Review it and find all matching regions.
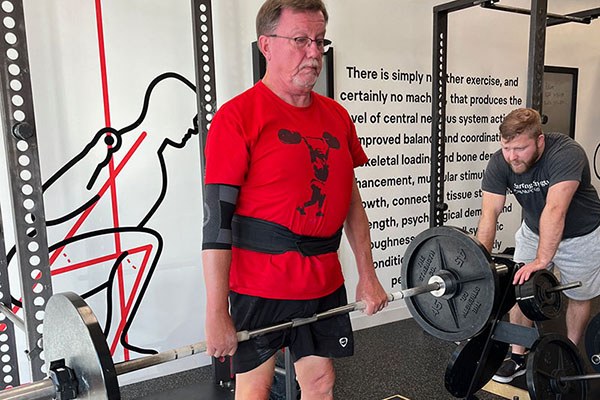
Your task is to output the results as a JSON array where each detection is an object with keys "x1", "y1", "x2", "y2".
[{"x1": 278, "y1": 129, "x2": 341, "y2": 217}]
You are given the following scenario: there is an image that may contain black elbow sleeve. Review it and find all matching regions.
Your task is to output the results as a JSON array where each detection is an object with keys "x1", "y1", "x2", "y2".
[{"x1": 202, "y1": 184, "x2": 239, "y2": 250}]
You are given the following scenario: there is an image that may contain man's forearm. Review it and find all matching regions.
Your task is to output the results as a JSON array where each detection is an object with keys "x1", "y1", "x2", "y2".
[
  {"x1": 345, "y1": 207, "x2": 376, "y2": 277},
  {"x1": 476, "y1": 213, "x2": 498, "y2": 253},
  {"x1": 476, "y1": 192, "x2": 506, "y2": 253},
  {"x1": 536, "y1": 206, "x2": 566, "y2": 266},
  {"x1": 202, "y1": 249, "x2": 232, "y2": 313}
]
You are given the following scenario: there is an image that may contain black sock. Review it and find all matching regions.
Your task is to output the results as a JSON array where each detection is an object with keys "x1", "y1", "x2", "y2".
[{"x1": 510, "y1": 353, "x2": 526, "y2": 364}]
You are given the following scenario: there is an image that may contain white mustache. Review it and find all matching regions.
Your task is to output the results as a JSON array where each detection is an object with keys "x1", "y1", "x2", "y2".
[{"x1": 300, "y1": 60, "x2": 319, "y2": 69}]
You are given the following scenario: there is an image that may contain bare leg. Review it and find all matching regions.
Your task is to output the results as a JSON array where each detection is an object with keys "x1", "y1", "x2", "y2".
[
  {"x1": 566, "y1": 298, "x2": 591, "y2": 346},
  {"x1": 235, "y1": 355, "x2": 276, "y2": 400},
  {"x1": 294, "y1": 355, "x2": 335, "y2": 400},
  {"x1": 509, "y1": 304, "x2": 533, "y2": 355}
]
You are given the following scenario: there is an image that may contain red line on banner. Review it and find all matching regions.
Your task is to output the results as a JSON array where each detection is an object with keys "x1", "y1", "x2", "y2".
[
  {"x1": 93, "y1": 0, "x2": 128, "y2": 359},
  {"x1": 95, "y1": 0, "x2": 111, "y2": 125}
]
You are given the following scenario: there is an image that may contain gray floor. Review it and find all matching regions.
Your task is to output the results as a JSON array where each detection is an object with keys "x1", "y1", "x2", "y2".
[
  {"x1": 122, "y1": 371, "x2": 234, "y2": 400},
  {"x1": 332, "y1": 319, "x2": 507, "y2": 400}
]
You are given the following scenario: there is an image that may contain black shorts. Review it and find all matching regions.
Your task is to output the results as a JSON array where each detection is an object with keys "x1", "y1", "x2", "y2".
[{"x1": 230, "y1": 285, "x2": 354, "y2": 374}]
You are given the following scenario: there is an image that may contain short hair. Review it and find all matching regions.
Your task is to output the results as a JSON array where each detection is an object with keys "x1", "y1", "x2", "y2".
[
  {"x1": 256, "y1": 0, "x2": 329, "y2": 38},
  {"x1": 499, "y1": 108, "x2": 543, "y2": 141}
]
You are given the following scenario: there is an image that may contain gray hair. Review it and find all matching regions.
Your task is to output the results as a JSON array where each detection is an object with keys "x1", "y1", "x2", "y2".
[{"x1": 256, "y1": 0, "x2": 329, "y2": 37}]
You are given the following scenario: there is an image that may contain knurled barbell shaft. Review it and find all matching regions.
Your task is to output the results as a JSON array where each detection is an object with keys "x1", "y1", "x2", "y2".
[
  {"x1": 115, "y1": 281, "x2": 442, "y2": 376},
  {"x1": 558, "y1": 372, "x2": 600, "y2": 382}
]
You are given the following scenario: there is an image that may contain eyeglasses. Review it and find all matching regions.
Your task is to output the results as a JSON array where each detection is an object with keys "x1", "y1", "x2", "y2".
[{"x1": 268, "y1": 35, "x2": 332, "y2": 53}]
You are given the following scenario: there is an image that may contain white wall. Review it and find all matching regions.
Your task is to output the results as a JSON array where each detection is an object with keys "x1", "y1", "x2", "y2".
[
  {"x1": 543, "y1": 1, "x2": 600, "y2": 159},
  {"x1": 1, "y1": 0, "x2": 599, "y2": 385}
]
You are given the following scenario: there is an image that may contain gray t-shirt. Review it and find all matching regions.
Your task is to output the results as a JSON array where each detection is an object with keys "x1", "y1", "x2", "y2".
[{"x1": 482, "y1": 132, "x2": 600, "y2": 238}]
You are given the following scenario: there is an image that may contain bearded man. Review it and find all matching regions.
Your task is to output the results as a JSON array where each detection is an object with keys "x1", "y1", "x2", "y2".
[{"x1": 476, "y1": 107, "x2": 600, "y2": 383}]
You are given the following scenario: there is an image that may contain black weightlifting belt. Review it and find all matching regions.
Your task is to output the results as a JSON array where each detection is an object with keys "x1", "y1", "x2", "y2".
[{"x1": 232, "y1": 214, "x2": 342, "y2": 256}]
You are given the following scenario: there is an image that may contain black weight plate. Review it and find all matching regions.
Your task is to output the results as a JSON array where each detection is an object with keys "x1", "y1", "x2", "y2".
[
  {"x1": 516, "y1": 269, "x2": 562, "y2": 321},
  {"x1": 527, "y1": 334, "x2": 587, "y2": 400},
  {"x1": 445, "y1": 325, "x2": 509, "y2": 398},
  {"x1": 401, "y1": 226, "x2": 499, "y2": 342},
  {"x1": 585, "y1": 312, "x2": 600, "y2": 373}
]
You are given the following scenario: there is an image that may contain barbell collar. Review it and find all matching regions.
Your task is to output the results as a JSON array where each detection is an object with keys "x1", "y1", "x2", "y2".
[
  {"x1": 592, "y1": 353, "x2": 600, "y2": 365},
  {"x1": 428, "y1": 270, "x2": 457, "y2": 298}
]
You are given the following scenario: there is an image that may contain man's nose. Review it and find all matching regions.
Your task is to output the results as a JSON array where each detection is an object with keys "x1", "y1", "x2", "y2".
[{"x1": 305, "y1": 41, "x2": 322, "y2": 57}]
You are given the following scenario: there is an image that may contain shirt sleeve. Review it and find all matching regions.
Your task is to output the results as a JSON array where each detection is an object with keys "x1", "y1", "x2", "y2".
[
  {"x1": 204, "y1": 102, "x2": 250, "y2": 186},
  {"x1": 481, "y1": 151, "x2": 509, "y2": 195},
  {"x1": 547, "y1": 141, "x2": 585, "y2": 186}
]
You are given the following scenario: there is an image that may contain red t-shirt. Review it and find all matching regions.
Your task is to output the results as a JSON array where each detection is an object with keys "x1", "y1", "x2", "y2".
[{"x1": 204, "y1": 81, "x2": 367, "y2": 299}]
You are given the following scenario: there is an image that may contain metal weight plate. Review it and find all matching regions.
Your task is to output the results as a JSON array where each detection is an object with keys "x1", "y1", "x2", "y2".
[
  {"x1": 585, "y1": 312, "x2": 600, "y2": 372},
  {"x1": 516, "y1": 269, "x2": 562, "y2": 321},
  {"x1": 527, "y1": 334, "x2": 587, "y2": 400},
  {"x1": 401, "y1": 226, "x2": 500, "y2": 342},
  {"x1": 44, "y1": 292, "x2": 120, "y2": 399},
  {"x1": 444, "y1": 324, "x2": 509, "y2": 397}
]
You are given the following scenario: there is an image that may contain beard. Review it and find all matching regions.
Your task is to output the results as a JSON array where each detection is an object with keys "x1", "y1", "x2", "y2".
[{"x1": 509, "y1": 147, "x2": 541, "y2": 174}]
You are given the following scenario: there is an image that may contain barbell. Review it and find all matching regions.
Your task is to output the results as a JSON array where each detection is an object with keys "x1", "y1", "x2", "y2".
[
  {"x1": 0, "y1": 226, "x2": 583, "y2": 399},
  {"x1": 0, "y1": 270, "x2": 459, "y2": 399}
]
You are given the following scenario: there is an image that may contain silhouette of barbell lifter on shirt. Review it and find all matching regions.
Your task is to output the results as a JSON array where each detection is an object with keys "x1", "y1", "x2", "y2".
[{"x1": 278, "y1": 129, "x2": 340, "y2": 217}]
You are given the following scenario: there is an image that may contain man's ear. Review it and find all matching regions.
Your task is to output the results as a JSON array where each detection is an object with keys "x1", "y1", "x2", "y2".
[
  {"x1": 537, "y1": 133, "x2": 545, "y2": 146},
  {"x1": 258, "y1": 35, "x2": 271, "y2": 62}
]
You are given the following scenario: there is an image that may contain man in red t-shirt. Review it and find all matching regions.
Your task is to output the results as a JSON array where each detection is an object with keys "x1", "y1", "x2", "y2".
[{"x1": 201, "y1": 1, "x2": 388, "y2": 398}]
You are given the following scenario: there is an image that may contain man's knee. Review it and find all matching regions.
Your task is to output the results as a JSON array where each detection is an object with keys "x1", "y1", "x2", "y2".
[
  {"x1": 305, "y1": 368, "x2": 335, "y2": 394},
  {"x1": 295, "y1": 356, "x2": 335, "y2": 396},
  {"x1": 235, "y1": 357, "x2": 276, "y2": 400}
]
